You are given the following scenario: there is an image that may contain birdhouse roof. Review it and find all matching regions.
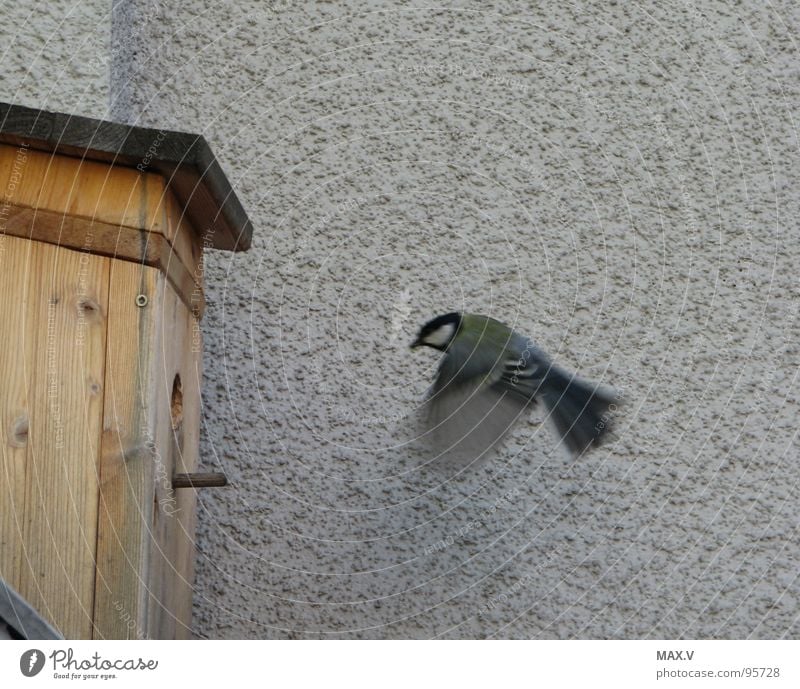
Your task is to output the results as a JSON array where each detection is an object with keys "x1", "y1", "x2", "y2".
[{"x1": 0, "y1": 100, "x2": 252, "y2": 251}]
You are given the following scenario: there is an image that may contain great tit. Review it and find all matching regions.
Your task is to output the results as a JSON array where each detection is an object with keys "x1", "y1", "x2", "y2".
[{"x1": 411, "y1": 312, "x2": 619, "y2": 457}]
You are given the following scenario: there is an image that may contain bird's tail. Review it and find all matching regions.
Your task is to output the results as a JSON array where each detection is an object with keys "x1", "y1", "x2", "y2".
[{"x1": 540, "y1": 368, "x2": 619, "y2": 455}]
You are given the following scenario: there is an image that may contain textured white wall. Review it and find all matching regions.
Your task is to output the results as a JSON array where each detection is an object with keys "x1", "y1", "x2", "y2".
[
  {"x1": 0, "y1": 1, "x2": 110, "y2": 118},
  {"x1": 9, "y1": 1, "x2": 800, "y2": 638}
]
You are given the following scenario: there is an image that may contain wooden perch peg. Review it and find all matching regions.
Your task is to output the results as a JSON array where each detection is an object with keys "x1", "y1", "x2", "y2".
[{"x1": 172, "y1": 472, "x2": 228, "y2": 489}]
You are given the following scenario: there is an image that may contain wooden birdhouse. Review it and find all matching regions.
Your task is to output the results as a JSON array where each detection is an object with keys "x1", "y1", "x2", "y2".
[{"x1": 0, "y1": 102, "x2": 253, "y2": 639}]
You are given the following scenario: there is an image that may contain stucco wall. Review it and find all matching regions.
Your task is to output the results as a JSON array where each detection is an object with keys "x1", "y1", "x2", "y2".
[
  {"x1": 6, "y1": 1, "x2": 799, "y2": 638},
  {"x1": 0, "y1": 1, "x2": 110, "y2": 118}
]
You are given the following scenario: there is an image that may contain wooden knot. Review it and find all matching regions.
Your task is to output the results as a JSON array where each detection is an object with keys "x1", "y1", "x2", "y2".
[
  {"x1": 9, "y1": 415, "x2": 29, "y2": 448},
  {"x1": 77, "y1": 297, "x2": 101, "y2": 318}
]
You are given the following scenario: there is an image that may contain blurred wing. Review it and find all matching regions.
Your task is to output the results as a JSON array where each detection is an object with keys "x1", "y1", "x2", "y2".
[
  {"x1": 426, "y1": 381, "x2": 531, "y2": 465},
  {"x1": 424, "y1": 337, "x2": 531, "y2": 463}
]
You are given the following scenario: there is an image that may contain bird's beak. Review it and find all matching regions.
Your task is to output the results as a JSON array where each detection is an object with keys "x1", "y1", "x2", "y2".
[{"x1": 410, "y1": 338, "x2": 422, "y2": 349}]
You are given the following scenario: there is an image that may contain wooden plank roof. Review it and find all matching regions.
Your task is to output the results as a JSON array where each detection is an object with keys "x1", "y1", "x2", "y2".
[{"x1": 0, "y1": 101, "x2": 253, "y2": 252}]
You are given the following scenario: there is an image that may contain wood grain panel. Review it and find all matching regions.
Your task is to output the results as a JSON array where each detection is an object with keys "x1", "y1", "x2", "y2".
[
  {"x1": 93, "y1": 261, "x2": 161, "y2": 639},
  {"x1": 0, "y1": 236, "x2": 37, "y2": 593},
  {"x1": 146, "y1": 280, "x2": 201, "y2": 639},
  {"x1": 17, "y1": 240, "x2": 109, "y2": 639}
]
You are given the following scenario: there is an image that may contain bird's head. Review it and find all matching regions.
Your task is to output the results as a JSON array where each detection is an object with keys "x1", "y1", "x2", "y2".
[{"x1": 411, "y1": 312, "x2": 462, "y2": 351}]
